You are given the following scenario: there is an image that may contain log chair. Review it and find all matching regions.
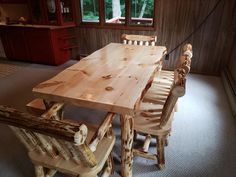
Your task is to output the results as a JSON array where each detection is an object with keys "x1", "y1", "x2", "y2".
[
  {"x1": 133, "y1": 44, "x2": 193, "y2": 170},
  {"x1": 121, "y1": 34, "x2": 157, "y2": 46},
  {"x1": 0, "y1": 105, "x2": 116, "y2": 177},
  {"x1": 121, "y1": 34, "x2": 165, "y2": 71}
]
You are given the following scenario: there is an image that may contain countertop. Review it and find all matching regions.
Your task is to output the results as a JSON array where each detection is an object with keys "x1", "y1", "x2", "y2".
[{"x1": 0, "y1": 22, "x2": 75, "y2": 29}]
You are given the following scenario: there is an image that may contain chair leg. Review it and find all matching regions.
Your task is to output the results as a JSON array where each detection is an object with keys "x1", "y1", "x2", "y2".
[
  {"x1": 134, "y1": 130, "x2": 137, "y2": 141},
  {"x1": 35, "y1": 165, "x2": 45, "y2": 177},
  {"x1": 45, "y1": 169, "x2": 57, "y2": 177},
  {"x1": 101, "y1": 154, "x2": 114, "y2": 177},
  {"x1": 156, "y1": 136, "x2": 165, "y2": 170},
  {"x1": 174, "y1": 102, "x2": 178, "y2": 112},
  {"x1": 142, "y1": 134, "x2": 152, "y2": 152},
  {"x1": 80, "y1": 175, "x2": 98, "y2": 177},
  {"x1": 164, "y1": 137, "x2": 169, "y2": 146}
]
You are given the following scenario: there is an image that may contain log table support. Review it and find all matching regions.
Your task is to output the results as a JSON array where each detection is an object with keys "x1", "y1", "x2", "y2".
[
  {"x1": 121, "y1": 115, "x2": 134, "y2": 177},
  {"x1": 32, "y1": 43, "x2": 167, "y2": 177},
  {"x1": 42, "y1": 100, "x2": 64, "y2": 120}
]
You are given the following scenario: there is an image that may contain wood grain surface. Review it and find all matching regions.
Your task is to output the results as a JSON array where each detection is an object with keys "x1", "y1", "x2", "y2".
[{"x1": 33, "y1": 43, "x2": 166, "y2": 115}]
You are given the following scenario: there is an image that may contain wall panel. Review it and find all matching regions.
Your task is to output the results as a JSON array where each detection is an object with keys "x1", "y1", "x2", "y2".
[{"x1": 76, "y1": 0, "x2": 236, "y2": 75}]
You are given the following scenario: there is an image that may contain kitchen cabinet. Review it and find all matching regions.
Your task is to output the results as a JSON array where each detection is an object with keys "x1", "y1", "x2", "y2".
[
  {"x1": 28, "y1": 0, "x2": 76, "y2": 26},
  {"x1": 0, "y1": 25, "x2": 77, "y2": 65}
]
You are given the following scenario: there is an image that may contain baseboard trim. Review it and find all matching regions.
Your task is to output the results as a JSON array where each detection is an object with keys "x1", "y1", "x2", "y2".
[{"x1": 221, "y1": 68, "x2": 236, "y2": 118}]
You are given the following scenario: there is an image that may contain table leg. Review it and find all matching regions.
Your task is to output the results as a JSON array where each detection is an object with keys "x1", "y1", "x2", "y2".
[
  {"x1": 42, "y1": 99, "x2": 64, "y2": 120},
  {"x1": 120, "y1": 114, "x2": 134, "y2": 177}
]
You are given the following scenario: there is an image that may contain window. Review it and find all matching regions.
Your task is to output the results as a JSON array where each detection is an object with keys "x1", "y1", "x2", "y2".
[
  {"x1": 105, "y1": 0, "x2": 126, "y2": 24},
  {"x1": 81, "y1": 0, "x2": 100, "y2": 22},
  {"x1": 131, "y1": 0, "x2": 154, "y2": 26},
  {"x1": 77, "y1": 0, "x2": 157, "y2": 30}
]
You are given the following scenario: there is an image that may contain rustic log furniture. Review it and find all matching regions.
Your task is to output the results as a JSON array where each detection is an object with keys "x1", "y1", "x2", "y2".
[
  {"x1": 133, "y1": 44, "x2": 193, "y2": 170},
  {"x1": 0, "y1": 105, "x2": 116, "y2": 177},
  {"x1": 31, "y1": 43, "x2": 166, "y2": 177},
  {"x1": 121, "y1": 34, "x2": 157, "y2": 46}
]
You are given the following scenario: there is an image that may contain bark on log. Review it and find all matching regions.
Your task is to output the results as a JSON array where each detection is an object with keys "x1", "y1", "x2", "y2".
[{"x1": 0, "y1": 105, "x2": 88, "y2": 144}]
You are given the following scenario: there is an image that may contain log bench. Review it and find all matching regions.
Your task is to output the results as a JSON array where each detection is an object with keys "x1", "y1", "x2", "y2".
[
  {"x1": 0, "y1": 105, "x2": 116, "y2": 177},
  {"x1": 133, "y1": 44, "x2": 193, "y2": 170}
]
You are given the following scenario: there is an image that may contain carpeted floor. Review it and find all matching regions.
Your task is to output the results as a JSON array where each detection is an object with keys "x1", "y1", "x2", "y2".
[{"x1": 0, "y1": 59, "x2": 235, "y2": 177}]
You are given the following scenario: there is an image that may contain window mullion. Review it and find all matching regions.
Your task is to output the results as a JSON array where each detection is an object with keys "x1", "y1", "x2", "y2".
[
  {"x1": 99, "y1": 0, "x2": 105, "y2": 26},
  {"x1": 153, "y1": 0, "x2": 158, "y2": 29},
  {"x1": 125, "y1": 0, "x2": 131, "y2": 26}
]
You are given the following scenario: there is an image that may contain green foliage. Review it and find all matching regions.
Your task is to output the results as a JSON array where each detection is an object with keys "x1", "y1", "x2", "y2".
[
  {"x1": 131, "y1": 0, "x2": 154, "y2": 18},
  {"x1": 82, "y1": 0, "x2": 99, "y2": 20},
  {"x1": 105, "y1": 0, "x2": 125, "y2": 19},
  {"x1": 82, "y1": 0, "x2": 154, "y2": 20}
]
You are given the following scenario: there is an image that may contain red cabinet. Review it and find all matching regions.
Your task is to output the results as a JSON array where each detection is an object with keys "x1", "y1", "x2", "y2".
[
  {"x1": 28, "y1": 0, "x2": 76, "y2": 26},
  {"x1": 1, "y1": 26, "x2": 29, "y2": 61},
  {"x1": 0, "y1": 25, "x2": 76, "y2": 65},
  {"x1": 24, "y1": 28, "x2": 54, "y2": 64}
]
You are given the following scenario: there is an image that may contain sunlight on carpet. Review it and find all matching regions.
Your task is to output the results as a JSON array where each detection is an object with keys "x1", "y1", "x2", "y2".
[{"x1": 0, "y1": 63, "x2": 23, "y2": 78}]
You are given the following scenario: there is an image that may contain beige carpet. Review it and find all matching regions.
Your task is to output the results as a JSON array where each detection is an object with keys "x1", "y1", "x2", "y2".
[
  {"x1": 0, "y1": 61, "x2": 25, "y2": 78},
  {"x1": 0, "y1": 60, "x2": 235, "y2": 177}
]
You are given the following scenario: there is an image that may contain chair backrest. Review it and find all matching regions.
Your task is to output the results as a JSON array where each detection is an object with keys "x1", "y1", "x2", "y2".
[
  {"x1": 177, "y1": 43, "x2": 193, "y2": 74},
  {"x1": 121, "y1": 34, "x2": 157, "y2": 46},
  {"x1": 160, "y1": 44, "x2": 193, "y2": 127},
  {"x1": 0, "y1": 105, "x2": 114, "y2": 168}
]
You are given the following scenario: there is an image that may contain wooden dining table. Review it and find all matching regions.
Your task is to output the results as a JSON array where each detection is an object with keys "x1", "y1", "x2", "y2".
[{"x1": 32, "y1": 43, "x2": 166, "y2": 177}]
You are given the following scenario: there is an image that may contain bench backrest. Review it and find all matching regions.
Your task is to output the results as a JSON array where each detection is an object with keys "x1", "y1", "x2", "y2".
[
  {"x1": 0, "y1": 105, "x2": 114, "y2": 167},
  {"x1": 122, "y1": 34, "x2": 157, "y2": 46},
  {"x1": 160, "y1": 44, "x2": 193, "y2": 127}
]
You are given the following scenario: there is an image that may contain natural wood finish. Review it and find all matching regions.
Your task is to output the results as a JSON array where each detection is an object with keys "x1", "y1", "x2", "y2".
[
  {"x1": 46, "y1": 169, "x2": 57, "y2": 177},
  {"x1": 122, "y1": 34, "x2": 157, "y2": 46},
  {"x1": 34, "y1": 134, "x2": 57, "y2": 158},
  {"x1": 120, "y1": 115, "x2": 134, "y2": 177},
  {"x1": 89, "y1": 113, "x2": 115, "y2": 152},
  {"x1": 121, "y1": 34, "x2": 164, "y2": 72},
  {"x1": 101, "y1": 154, "x2": 114, "y2": 177},
  {"x1": 26, "y1": 99, "x2": 65, "y2": 120},
  {"x1": 32, "y1": 43, "x2": 166, "y2": 177},
  {"x1": 49, "y1": 138, "x2": 70, "y2": 160},
  {"x1": 41, "y1": 102, "x2": 64, "y2": 120},
  {"x1": 9, "y1": 126, "x2": 35, "y2": 152},
  {"x1": 133, "y1": 44, "x2": 193, "y2": 169},
  {"x1": 33, "y1": 43, "x2": 166, "y2": 116},
  {"x1": 133, "y1": 149, "x2": 157, "y2": 160},
  {"x1": 0, "y1": 105, "x2": 116, "y2": 177},
  {"x1": 21, "y1": 129, "x2": 46, "y2": 154},
  {"x1": 156, "y1": 136, "x2": 165, "y2": 170},
  {"x1": 142, "y1": 134, "x2": 152, "y2": 152},
  {"x1": 35, "y1": 165, "x2": 44, "y2": 177},
  {"x1": 0, "y1": 105, "x2": 88, "y2": 144},
  {"x1": 26, "y1": 98, "x2": 46, "y2": 115}
]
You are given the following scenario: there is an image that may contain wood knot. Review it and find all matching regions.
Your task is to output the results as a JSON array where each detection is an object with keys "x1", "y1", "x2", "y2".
[
  {"x1": 80, "y1": 70, "x2": 90, "y2": 76},
  {"x1": 105, "y1": 86, "x2": 114, "y2": 91},
  {"x1": 102, "y1": 74, "x2": 112, "y2": 79}
]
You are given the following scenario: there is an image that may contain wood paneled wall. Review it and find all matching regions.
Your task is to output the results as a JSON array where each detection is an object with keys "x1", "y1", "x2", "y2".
[
  {"x1": 76, "y1": 0, "x2": 236, "y2": 75},
  {"x1": 227, "y1": 34, "x2": 236, "y2": 84}
]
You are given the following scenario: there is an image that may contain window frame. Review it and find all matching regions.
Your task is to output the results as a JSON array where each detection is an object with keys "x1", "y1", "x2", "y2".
[{"x1": 76, "y1": 0, "x2": 157, "y2": 31}]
